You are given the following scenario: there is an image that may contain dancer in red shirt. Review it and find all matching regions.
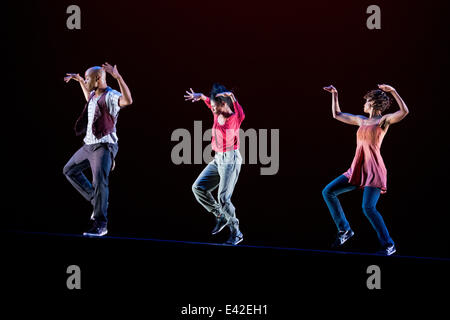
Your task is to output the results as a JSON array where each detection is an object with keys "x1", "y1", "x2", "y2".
[
  {"x1": 322, "y1": 84, "x2": 409, "y2": 255},
  {"x1": 185, "y1": 83, "x2": 245, "y2": 245}
]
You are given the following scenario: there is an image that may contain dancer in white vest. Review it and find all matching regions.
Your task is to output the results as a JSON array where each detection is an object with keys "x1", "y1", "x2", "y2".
[{"x1": 63, "y1": 63, "x2": 133, "y2": 237}]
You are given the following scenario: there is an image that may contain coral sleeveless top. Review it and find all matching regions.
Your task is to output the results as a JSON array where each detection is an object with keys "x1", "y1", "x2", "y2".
[{"x1": 343, "y1": 119, "x2": 388, "y2": 193}]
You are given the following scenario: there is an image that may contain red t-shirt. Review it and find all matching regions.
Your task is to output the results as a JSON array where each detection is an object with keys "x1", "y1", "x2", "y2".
[{"x1": 203, "y1": 97, "x2": 245, "y2": 153}]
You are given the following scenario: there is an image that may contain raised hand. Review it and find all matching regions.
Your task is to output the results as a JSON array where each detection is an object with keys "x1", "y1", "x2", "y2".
[
  {"x1": 215, "y1": 91, "x2": 233, "y2": 98},
  {"x1": 102, "y1": 62, "x2": 121, "y2": 79},
  {"x1": 184, "y1": 88, "x2": 203, "y2": 102},
  {"x1": 323, "y1": 85, "x2": 337, "y2": 93},
  {"x1": 64, "y1": 73, "x2": 83, "y2": 83},
  {"x1": 378, "y1": 84, "x2": 395, "y2": 92}
]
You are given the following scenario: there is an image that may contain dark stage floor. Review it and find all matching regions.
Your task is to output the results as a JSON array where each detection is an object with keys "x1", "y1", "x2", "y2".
[{"x1": 3, "y1": 231, "x2": 449, "y2": 315}]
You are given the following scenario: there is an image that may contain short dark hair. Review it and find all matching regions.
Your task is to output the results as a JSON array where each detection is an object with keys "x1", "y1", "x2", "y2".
[
  {"x1": 364, "y1": 89, "x2": 392, "y2": 113},
  {"x1": 210, "y1": 83, "x2": 232, "y2": 108}
]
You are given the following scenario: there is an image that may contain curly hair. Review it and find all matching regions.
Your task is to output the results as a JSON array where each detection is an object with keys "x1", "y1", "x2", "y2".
[
  {"x1": 364, "y1": 89, "x2": 392, "y2": 113},
  {"x1": 210, "y1": 83, "x2": 232, "y2": 108}
]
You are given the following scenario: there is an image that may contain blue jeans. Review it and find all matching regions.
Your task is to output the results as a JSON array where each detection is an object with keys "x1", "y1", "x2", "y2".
[
  {"x1": 192, "y1": 150, "x2": 242, "y2": 226},
  {"x1": 322, "y1": 175, "x2": 394, "y2": 248}
]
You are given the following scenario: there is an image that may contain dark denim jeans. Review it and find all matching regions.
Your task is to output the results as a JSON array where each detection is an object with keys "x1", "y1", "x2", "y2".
[
  {"x1": 322, "y1": 174, "x2": 394, "y2": 248},
  {"x1": 63, "y1": 143, "x2": 118, "y2": 226}
]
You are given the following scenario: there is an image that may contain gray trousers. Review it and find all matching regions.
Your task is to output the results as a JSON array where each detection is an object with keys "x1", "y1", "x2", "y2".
[
  {"x1": 63, "y1": 143, "x2": 118, "y2": 225},
  {"x1": 192, "y1": 149, "x2": 242, "y2": 226}
]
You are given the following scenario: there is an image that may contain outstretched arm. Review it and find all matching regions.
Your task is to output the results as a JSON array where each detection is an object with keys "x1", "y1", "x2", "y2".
[
  {"x1": 378, "y1": 84, "x2": 409, "y2": 128},
  {"x1": 323, "y1": 85, "x2": 366, "y2": 126},
  {"x1": 64, "y1": 73, "x2": 90, "y2": 101},
  {"x1": 102, "y1": 63, "x2": 133, "y2": 107}
]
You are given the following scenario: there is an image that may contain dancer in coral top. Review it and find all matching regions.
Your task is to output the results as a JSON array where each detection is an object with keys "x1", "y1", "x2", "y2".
[{"x1": 322, "y1": 84, "x2": 409, "y2": 255}]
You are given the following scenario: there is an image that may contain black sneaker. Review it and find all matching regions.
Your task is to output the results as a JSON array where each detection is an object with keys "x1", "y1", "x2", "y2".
[
  {"x1": 211, "y1": 215, "x2": 229, "y2": 235},
  {"x1": 377, "y1": 244, "x2": 396, "y2": 256},
  {"x1": 83, "y1": 223, "x2": 108, "y2": 237},
  {"x1": 332, "y1": 229, "x2": 354, "y2": 248},
  {"x1": 224, "y1": 229, "x2": 243, "y2": 245}
]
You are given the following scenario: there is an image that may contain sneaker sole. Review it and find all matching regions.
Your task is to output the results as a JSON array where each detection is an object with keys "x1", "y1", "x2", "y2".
[
  {"x1": 386, "y1": 248, "x2": 396, "y2": 256},
  {"x1": 225, "y1": 235, "x2": 243, "y2": 245},
  {"x1": 83, "y1": 231, "x2": 108, "y2": 237},
  {"x1": 233, "y1": 237, "x2": 243, "y2": 245}
]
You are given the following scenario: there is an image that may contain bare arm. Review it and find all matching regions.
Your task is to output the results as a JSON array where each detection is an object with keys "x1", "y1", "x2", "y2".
[
  {"x1": 102, "y1": 63, "x2": 133, "y2": 107},
  {"x1": 323, "y1": 85, "x2": 366, "y2": 126},
  {"x1": 200, "y1": 93, "x2": 209, "y2": 102},
  {"x1": 64, "y1": 73, "x2": 90, "y2": 101},
  {"x1": 378, "y1": 84, "x2": 409, "y2": 128},
  {"x1": 116, "y1": 75, "x2": 133, "y2": 107}
]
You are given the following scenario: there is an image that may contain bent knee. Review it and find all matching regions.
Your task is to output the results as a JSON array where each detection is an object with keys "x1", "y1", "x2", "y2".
[
  {"x1": 63, "y1": 164, "x2": 71, "y2": 176},
  {"x1": 322, "y1": 186, "x2": 333, "y2": 198},
  {"x1": 192, "y1": 183, "x2": 205, "y2": 194}
]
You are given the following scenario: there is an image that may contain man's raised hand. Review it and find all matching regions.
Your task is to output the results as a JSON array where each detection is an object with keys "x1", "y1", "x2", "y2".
[
  {"x1": 102, "y1": 62, "x2": 121, "y2": 79},
  {"x1": 64, "y1": 73, "x2": 83, "y2": 83}
]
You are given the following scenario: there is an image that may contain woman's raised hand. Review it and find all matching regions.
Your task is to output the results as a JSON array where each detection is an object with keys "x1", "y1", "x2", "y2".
[
  {"x1": 184, "y1": 88, "x2": 203, "y2": 102},
  {"x1": 215, "y1": 91, "x2": 233, "y2": 98},
  {"x1": 323, "y1": 85, "x2": 337, "y2": 93},
  {"x1": 378, "y1": 84, "x2": 395, "y2": 93}
]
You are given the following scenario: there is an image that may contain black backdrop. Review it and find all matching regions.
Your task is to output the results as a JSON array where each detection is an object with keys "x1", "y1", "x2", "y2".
[{"x1": 6, "y1": 0, "x2": 450, "y2": 258}]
